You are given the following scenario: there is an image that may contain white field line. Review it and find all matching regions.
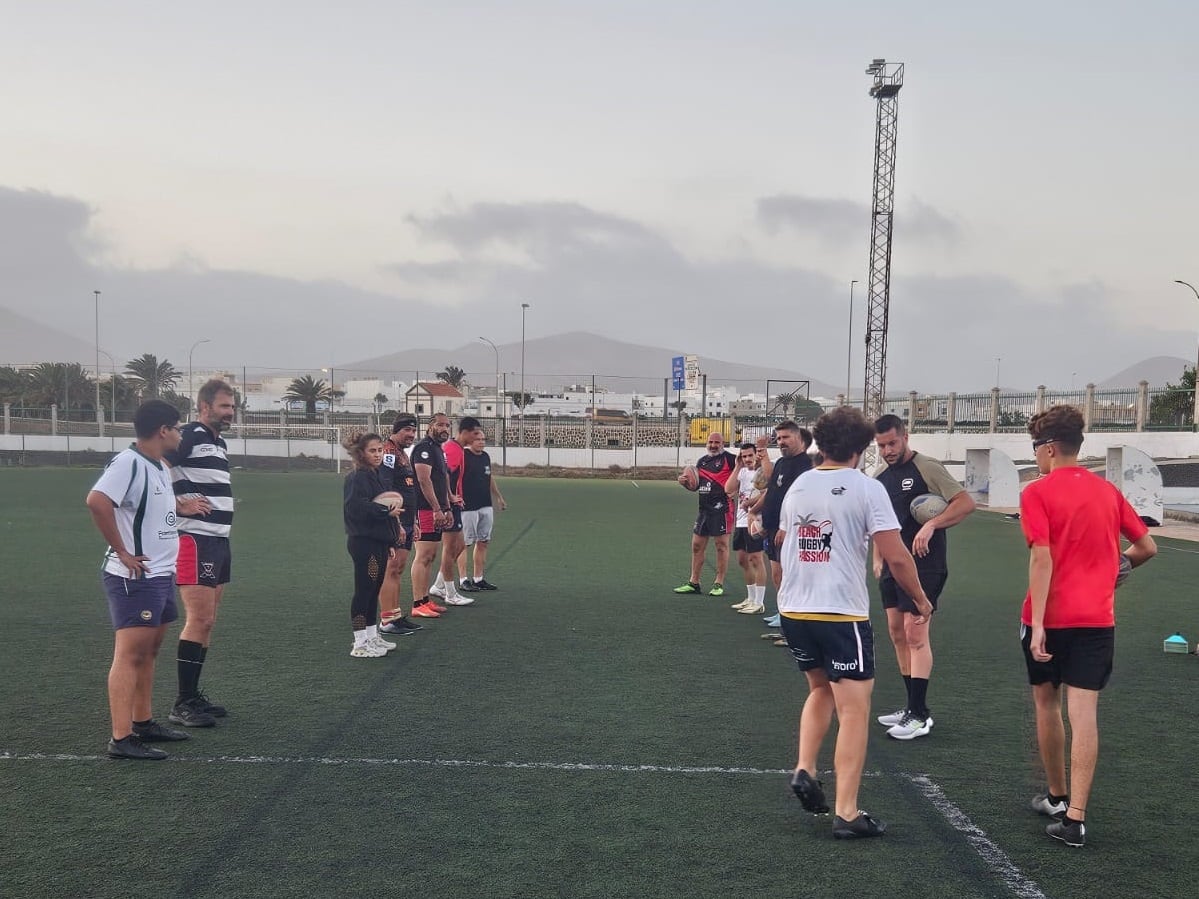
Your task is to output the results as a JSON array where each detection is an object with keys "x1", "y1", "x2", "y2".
[{"x1": 906, "y1": 773, "x2": 1049, "y2": 899}]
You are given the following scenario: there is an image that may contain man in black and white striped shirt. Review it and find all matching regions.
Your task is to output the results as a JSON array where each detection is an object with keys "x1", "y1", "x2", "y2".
[{"x1": 165, "y1": 378, "x2": 237, "y2": 727}]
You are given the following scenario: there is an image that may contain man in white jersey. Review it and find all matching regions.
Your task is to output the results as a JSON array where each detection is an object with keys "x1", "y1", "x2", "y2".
[
  {"x1": 166, "y1": 379, "x2": 237, "y2": 727},
  {"x1": 726, "y1": 443, "x2": 767, "y2": 614},
  {"x1": 86, "y1": 401, "x2": 212, "y2": 760},
  {"x1": 776, "y1": 406, "x2": 932, "y2": 838}
]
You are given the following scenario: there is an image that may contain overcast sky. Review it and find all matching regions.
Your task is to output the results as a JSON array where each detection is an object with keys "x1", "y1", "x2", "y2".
[{"x1": 2, "y1": 0, "x2": 1197, "y2": 392}]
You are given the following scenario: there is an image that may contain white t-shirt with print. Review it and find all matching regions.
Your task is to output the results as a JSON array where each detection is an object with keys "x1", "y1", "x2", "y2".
[{"x1": 91, "y1": 447, "x2": 179, "y2": 579}]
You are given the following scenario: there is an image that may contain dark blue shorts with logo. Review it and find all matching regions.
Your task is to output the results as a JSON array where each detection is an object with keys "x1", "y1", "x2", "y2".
[
  {"x1": 103, "y1": 573, "x2": 178, "y2": 630},
  {"x1": 780, "y1": 616, "x2": 875, "y2": 682}
]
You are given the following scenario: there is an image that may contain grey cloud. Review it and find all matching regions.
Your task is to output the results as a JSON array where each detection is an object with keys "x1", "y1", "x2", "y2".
[{"x1": 756, "y1": 193, "x2": 962, "y2": 245}]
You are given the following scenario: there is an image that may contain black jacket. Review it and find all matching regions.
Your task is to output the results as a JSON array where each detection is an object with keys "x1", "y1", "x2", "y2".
[{"x1": 343, "y1": 467, "x2": 399, "y2": 544}]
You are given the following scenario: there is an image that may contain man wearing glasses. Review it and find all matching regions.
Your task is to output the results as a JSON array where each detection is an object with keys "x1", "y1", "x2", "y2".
[{"x1": 1020, "y1": 405, "x2": 1156, "y2": 848}]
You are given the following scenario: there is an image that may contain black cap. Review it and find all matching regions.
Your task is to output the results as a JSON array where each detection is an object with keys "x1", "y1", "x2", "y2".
[{"x1": 392, "y1": 414, "x2": 418, "y2": 432}]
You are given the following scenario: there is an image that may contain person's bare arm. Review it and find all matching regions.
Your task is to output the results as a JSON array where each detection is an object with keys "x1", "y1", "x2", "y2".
[{"x1": 85, "y1": 491, "x2": 148, "y2": 577}]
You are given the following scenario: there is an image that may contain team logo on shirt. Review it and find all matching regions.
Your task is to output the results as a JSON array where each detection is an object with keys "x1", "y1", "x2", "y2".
[
  {"x1": 383, "y1": 453, "x2": 395, "y2": 468},
  {"x1": 901, "y1": 478, "x2": 914, "y2": 492},
  {"x1": 419, "y1": 450, "x2": 430, "y2": 460},
  {"x1": 777, "y1": 474, "x2": 784, "y2": 486},
  {"x1": 795, "y1": 514, "x2": 833, "y2": 563},
  {"x1": 831, "y1": 486, "x2": 846, "y2": 495},
  {"x1": 165, "y1": 510, "x2": 177, "y2": 526}
]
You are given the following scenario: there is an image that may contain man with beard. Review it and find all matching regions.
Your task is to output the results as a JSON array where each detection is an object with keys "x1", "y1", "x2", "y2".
[
  {"x1": 410, "y1": 414, "x2": 454, "y2": 618},
  {"x1": 379, "y1": 413, "x2": 424, "y2": 636},
  {"x1": 674, "y1": 431, "x2": 738, "y2": 597},
  {"x1": 166, "y1": 379, "x2": 237, "y2": 728}
]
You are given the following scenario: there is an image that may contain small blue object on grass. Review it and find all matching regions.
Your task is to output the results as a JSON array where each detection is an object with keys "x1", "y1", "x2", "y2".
[{"x1": 1163, "y1": 633, "x2": 1190, "y2": 654}]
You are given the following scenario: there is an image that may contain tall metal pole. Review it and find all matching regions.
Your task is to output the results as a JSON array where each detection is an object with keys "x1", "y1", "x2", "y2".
[
  {"x1": 846, "y1": 279, "x2": 858, "y2": 402},
  {"x1": 94, "y1": 290, "x2": 102, "y2": 434},
  {"x1": 520, "y1": 303, "x2": 530, "y2": 429},
  {"x1": 99, "y1": 349, "x2": 117, "y2": 417},
  {"x1": 995, "y1": 357, "x2": 1002, "y2": 389},
  {"x1": 188, "y1": 338, "x2": 210, "y2": 416},
  {"x1": 479, "y1": 336, "x2": 500, "y2": 420},
  {"x1": 1174, "y1": 279, "x2": 1199, "y2": 431}
]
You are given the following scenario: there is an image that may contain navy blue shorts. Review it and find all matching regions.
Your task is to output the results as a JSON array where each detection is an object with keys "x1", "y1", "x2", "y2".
[
  {"x1": 443, "y1": 506, "x2": 464, "y2": 534},
  {"x1": 395, "y1": 512, "x2": 415, "y2": 551},
  {"x1": 103, "y1": 573, "x2": 178, "y2": 630},
  {"x1": 176, "y1": 534, "x2": 232, "y2": 587},
  {"x1": 780, "y1": 616, "x2": 875, "y2": 681}
]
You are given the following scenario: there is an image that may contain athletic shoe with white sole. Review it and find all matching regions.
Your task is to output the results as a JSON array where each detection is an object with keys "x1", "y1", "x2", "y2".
[
  {"x1": 877, "y1": 708, "x2": 908, "y2": 727},
  {"x1": 1046, "y1": 818, "x2": 1086, "y2": 847},
  {"x1": 474, "y1": 579, "x2": 498, "y2": 591},
  {"x1": 731, "y1": 599, "x2": 753, "y2": 610},
  {"x1": 737, "y1": 604, "x2": 766, "y2": 615},
  {"x1": 380, "y1": 618, "x2": 422, "y2": 635},
  {"x1": 1031, "y1": 794, "x2": 1068, "y2": 819},
  {"x1": 350, "y1": 642, "x2": 388, "y2": 658},
  {"x1": 708, "y1": 584, "x2": 725, "y2": 597},
  {"x1": 429, "y1": 583, "x2": 447, "y2": 599},
  {"x1": 444, "y1": 594, "x2": 475, "y2": 606},
  {"x1": 763, "y1": 614, "x2": 781, "y2": 627},
  {"x1": 370, "y1": 636, "x2": 397, "y2": 652},
  {"x1": 886, "y1": 713, "x2": 932, "y2": 740}
]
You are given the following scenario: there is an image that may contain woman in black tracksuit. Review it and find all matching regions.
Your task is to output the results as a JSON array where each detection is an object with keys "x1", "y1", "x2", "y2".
[{"x1": 342, "y1": 430, "x2": 402, "y2": 658}]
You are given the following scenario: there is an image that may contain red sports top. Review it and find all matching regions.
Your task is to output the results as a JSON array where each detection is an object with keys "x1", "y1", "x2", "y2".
[{"x1": 1019, "y1": 466, "x2": 1148, "y2": 628}]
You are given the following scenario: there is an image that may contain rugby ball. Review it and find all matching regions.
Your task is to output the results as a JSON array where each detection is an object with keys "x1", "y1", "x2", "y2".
[
  {"x1": 373, "y1": 491, "x2": 404, "y2": 511},
  {"x1": 679, "y1": 465, "x2": 700, "y2": 491},
  {"x1": 909, "y1": 493, "x2": 948, "y2": 524}
]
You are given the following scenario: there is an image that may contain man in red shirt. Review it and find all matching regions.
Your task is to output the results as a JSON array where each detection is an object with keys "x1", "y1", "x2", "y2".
[{"x1": 1019, "y1": 405, "x2": 1156, "y2": 848}]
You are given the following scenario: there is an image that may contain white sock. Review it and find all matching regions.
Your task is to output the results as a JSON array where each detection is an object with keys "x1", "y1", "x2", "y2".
[
  {"x1": 754, "y1": 584, "x2": 766, "y2": 605},
  {"x1": 476, "y1": 569, "x2": 484, "y2": 581},
  {"x1": 460, "y1": 577, "x2": 472, "y2": 587},
  {"x1": 353, "y1": 629, "x2": 367, "y2": 648},
  {"x1": 366, "y1": 625, "x2": 379, "y2": 640},
  {"x1": 433, "y1": 571, "x2": 446, "y2": 589},
  {"x1": 445, "y1": 580, "x2": 460, "y2": 598}
]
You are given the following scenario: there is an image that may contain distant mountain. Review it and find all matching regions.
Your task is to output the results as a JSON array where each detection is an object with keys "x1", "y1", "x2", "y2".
[
  {"x1": 339, "y1": 331, "x2": 845, "y2": 399},
  {"x1": 0, "y1": 305, "x2": 110, "y2": 367},
  {"x1": 1099, "y1": 356, "x2": 1192, "y2": 388}
]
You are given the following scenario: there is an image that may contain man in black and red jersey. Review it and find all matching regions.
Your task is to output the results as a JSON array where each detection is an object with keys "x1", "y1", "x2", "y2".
[
  {"x1": 430, "y1": 417, "x2": 481, "y2": 607},
  {"x1": 378, "y1": 413, "x2": 423, "y2": 636},
  {"x1": 674, "y1": 431, "x2": 738, "y2": 597}
]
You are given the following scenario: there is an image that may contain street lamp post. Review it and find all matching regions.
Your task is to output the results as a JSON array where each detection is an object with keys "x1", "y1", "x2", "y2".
[
  {"x1": 1174, "y1": 279, "x2": 1199, "y2": 431},
  {"x1": 478, "y1": 336, "x2": 500, "y2": 419},
  {"x1": 520, "y1": 303, "x2": 530, "y2": 428},
  {"x1": 995, "y1": 357, "x2": 1002, "y2": 389},
  {"x1": 846, "y1": 279, "x2": 858, "y2": 403},
  {"x1": 94, "y1": 290, "x2": 102, "y2": 434},
  {"x1": 99, "y1": 349, "x2": 117, "y2": 418},
  {"x1": 188, "y1": 338, "x2": 211, "y2": 416}
]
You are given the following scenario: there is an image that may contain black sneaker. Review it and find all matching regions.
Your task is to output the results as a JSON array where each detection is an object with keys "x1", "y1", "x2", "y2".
[
  {"x1": 380, "y1": 617, "x2": 422, "y2": 635},
  {"x1": 474, "y1": 579, "x2": 498, "y2": 591},
  {"x1": 832, "y1": 811, "x2": 887, "y2": 839},
  {"x1": 132, "y1": 719, "x2": 190, "y2": 742},
  {"x1": 107, "y1": 734, "x2": 168, "y2": 760},
  {"x1": 168, "y1": 697, "x2": 217, "y2": 728},
  {"x1": 458, "y1": 580, "x2": 480, "y2": 592},
  {"x1": 195, "y1": 691, "x2": 227, "y2": 718},
  {"x1": 1046, "y1": 818, "x2": 1086, "y2": 848},
  {"x1": 790, "y1": 769, "x2": 830, "y2": 814}
]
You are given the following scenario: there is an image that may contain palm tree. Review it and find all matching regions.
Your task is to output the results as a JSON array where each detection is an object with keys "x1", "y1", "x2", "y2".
[
  {"x1": 24, "y1": 363, "x2": 96, "y2": 417},
  {"x1": 0, "y1": 366, "x2": 29, "y2": 407},
  {"x1": 124, "y1": 354, "x2": 181, "y2": 399},
  {"x1": 373, "y1": 393, "x2": 388, "y2": 414},
  {"x1": 506, "y1": 390, "x2": 534, "y2": 411},
  {"x1": 284, "y1": 375, "x2": 330, "y2": 415},
  {"x1": 437, "y1": 365, "x2": 467, "y2": 389}
]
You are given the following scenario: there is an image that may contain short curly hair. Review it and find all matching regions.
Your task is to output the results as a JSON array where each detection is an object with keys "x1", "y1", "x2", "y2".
[
  {"x1": 812, "y1": 406, "x2": 876, "y2": 464},
  {"x1": 341, "y1": 428, "x2": 383, "y2": 469},
  {"x1": 1027, "y1": 405, "x2": 1084, "y2": 453}
]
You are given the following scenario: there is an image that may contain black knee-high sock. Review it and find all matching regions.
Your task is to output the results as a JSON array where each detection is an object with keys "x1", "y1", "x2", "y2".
[
  {"x1": 176, "y1": 639, "x2": 205, "y2": 704},
  {"x1": 908, "y1": 677, "x2": 930, "y2": 719}
]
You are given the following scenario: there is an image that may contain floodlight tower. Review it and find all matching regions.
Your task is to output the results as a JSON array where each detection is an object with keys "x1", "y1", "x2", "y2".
[{"x1": 861, "y1": 59, "x2": 904, "y2": 431}]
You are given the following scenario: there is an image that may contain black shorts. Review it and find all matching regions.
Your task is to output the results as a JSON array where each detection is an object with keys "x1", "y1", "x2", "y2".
[
  {"x1": 763, "y1": 528, "x2": 780, "y2": 563},
  {"x1": 1021, "y1": 624, "x2": 1115, "y2": 691},
  {"x1": 176, "y1": 534, "x2": 232, "y2": 587},
  {"x1": 880, "y1": 570, "x2": 947, "y2": 613},
  {"x1": 732, "y1": 527, "x2": 761, "y2": 553},
  {"x1": 395, "y1": 512, "x2": 415, "y2": 551},
  {"x1": 693, "y1": 507, "x2": 731, "y2": 538},
  {"x1": 443, "y1": 506, "x2": 464, "y2": 534},
  {"x1": 780, "y1": 616, "x2": 875, "y2": 681}
]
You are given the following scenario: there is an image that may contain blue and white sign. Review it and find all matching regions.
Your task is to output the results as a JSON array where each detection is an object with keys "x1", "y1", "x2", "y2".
[{"x1": 671, "y1": 355, "x2": 685, "y2": 391}]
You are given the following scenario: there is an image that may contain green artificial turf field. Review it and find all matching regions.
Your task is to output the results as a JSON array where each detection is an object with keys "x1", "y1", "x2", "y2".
[{"x1": 1, "y1": 468, "x2": 1196, "y2": 898}]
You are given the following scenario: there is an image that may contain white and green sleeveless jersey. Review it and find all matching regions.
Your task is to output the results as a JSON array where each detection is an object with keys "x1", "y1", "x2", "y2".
[{"x1": 91, "y1": 446, "x2": 179, "y2": 579}]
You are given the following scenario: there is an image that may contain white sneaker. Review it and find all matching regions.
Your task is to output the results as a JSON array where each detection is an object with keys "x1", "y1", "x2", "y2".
[
  {"x1": 444, "y1": 594, "x2": 475, "y2": 606},
  {"x1": 1031, "y1": 794, "x2": 1067, "y2": 819},
  {"x1": 877, "y1": 708, "x2": 907, "y2": 727},
  {"x1": 737, "y1": 604, "x2": 766, "y2": 615},
  {"x1": 731, "y1": 599, "x2": 752, "y2": 610},
  {"x1": 887, "y1": 714, "x2": 932, "y2": 740},
  {"x1": 370, "y1": 636, "x2": 397, "y2": 653},
  {"x1": 429, "y1": 583, "x2": 447, "y2": 599},
  {"x1": 350, "y1": 642, "x2": 387, "y2": 658}
]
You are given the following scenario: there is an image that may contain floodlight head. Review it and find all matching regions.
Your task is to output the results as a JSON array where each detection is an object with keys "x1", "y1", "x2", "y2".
[{"x1": 872, "y1": 58, "x2": 886, "y2": 66}]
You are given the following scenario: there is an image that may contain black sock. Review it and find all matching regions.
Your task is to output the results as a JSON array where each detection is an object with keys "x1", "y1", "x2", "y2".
[
  {"x1": 200, "y1": 645, "x2": 209, "y2": 663},
  {"x1": 908, "y1": 677, "x2": 930, "y2": 719},
  {"x1": 1049, "y1": 793, "x2": 1068, "y2": 805},
  {"x1": 1063, "y1": 815, "x2": 1083, "y2": 826},
  {"x1": 176, "y1": 639, "x2": 205, "y2": 704},
  {"x1": 902, "y1": 674, "x2": 912, "y2": 704},
  {"x1": 133, "y1": 719, "x2": 151, "y2": 728}
]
